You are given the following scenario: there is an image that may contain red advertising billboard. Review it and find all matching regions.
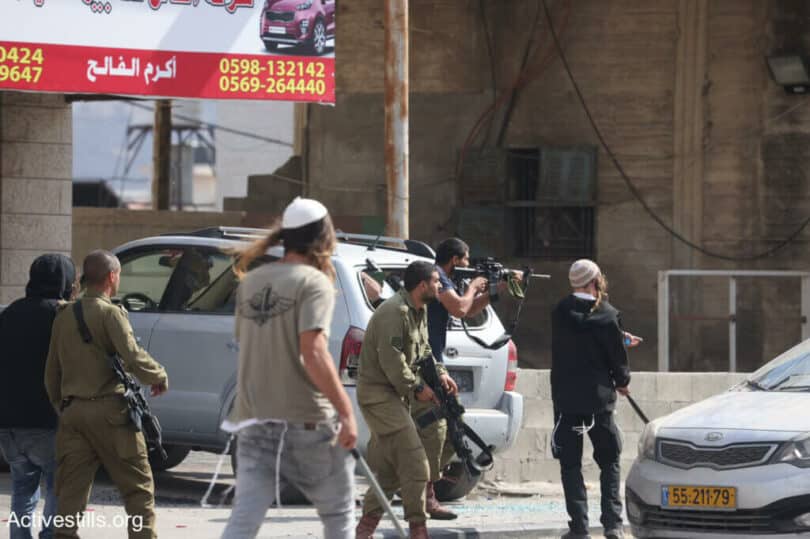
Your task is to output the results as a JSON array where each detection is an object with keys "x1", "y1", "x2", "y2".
[{"x1": 0, "y1": 0, "x2": 336, "y2": 103}]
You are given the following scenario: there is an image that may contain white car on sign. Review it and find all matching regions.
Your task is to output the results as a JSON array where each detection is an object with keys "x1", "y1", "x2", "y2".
[{"x1": 626, "y1": 339, "x2": 810, "y2": 538}]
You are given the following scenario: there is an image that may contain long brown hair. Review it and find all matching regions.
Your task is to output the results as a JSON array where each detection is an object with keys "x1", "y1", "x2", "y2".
[
  {"x1": 233, "y1": 215, "x2": 337, "y2": 282},
  {"x1": 591, "y1": 273, "x2": 609, "y2": 313}
]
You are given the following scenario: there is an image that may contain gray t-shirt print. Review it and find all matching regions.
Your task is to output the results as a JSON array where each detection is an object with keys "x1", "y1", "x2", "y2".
[
  {"x1": 227, "y1": 262, "x2": 336, "y2": 426},
  {"x1": 241, "y1": 284, "x2": 295, "y2": 326}
]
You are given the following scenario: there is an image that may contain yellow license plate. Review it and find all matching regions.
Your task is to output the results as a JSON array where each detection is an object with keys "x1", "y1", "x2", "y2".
[{"x1": 663, "y1": 486, "x2": 737, "y2": 509}]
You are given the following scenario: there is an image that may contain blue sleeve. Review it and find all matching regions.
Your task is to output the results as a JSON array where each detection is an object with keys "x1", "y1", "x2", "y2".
[{"x1": 437, "y1": 267, "x2": 455, "y2": 294}]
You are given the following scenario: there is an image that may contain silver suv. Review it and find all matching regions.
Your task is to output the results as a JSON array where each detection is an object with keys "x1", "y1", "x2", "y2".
[{"x1": 110, "y1": 228, "x2": 524, "y2": 499}]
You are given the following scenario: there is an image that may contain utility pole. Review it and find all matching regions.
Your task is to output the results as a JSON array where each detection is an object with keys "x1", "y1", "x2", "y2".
[
  {"x1": 384, "y1": 0, "x2": 408, "y2": 238},
  {"x1": 152, "y1": 99, "x2": 172, "y2": 210}
]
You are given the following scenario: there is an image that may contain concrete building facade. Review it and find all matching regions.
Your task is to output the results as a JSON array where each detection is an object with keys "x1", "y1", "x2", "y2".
[
  {"x1": 0, "y1": 92, "x2": 73, "y2": 305},
  {"x1": 302, "y1": 0, "x2": 810, "y2": 372}
]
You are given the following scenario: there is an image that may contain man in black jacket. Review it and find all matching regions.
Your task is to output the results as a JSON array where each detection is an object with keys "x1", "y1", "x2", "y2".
[
  {"x1": 0, "y1": 254, "x2": 76, "y2": 539},
  {"x1": 551, "y1": 259, "x2": 637, "y2": 539}
]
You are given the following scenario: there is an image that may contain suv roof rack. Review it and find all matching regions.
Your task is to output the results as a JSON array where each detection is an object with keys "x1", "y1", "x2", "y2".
[
  {"x1": 334, "y1": 232, "x2": 435, "y2": 259},
  {"x1": 164, "y1": 227, "x2": 437, "y2": 258},
  {"x1": 172, "y1": 226, "x2": 268, "y2": 240}
]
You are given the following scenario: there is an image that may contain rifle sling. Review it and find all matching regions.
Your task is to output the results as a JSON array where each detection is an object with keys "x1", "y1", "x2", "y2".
[
  {"x1": 458, "y1": 272, "x2": 532, "y2": 350},
  {"x1": 415, "y1": 407, "x2": 492, "y2": 459},
  {"x1": 72, "y1": 301, "x2": 94, "y2": 344},
  {"x1": 415, "y1": 407, "x2": 446, "y2": 429}
]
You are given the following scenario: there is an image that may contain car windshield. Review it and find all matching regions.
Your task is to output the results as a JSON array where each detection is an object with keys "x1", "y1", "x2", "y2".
[
  {"x1": 358, "y1": 267, "x2": 488, "y2": 327},
  {"x1": 748, "y1": 339, "x2": 810, "y2": 391}
]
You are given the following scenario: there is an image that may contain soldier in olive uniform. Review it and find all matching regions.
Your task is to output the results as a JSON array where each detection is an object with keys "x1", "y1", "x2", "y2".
[
  {"x1": 355, "y1": 261, "x2": 456, "y2": 539},
  {"x1": 45, "y1": 250, "x2": 169, "y2": 539}
]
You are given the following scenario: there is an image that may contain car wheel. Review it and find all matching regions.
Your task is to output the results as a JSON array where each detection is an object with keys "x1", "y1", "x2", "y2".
[
  {"x1": 148, "y1": 445, "x2": 191, "y2": 472},
  {"x1": 433, "y1": 462, "x2": 482, "y2": 502},
  {"x1": 263, "y1": 40, "x2": 278, "y2": 52},
  {"x1": 309, "y1": 20, "x2": 327, "y2": 55},
  {"x1": 229, "y1": 437, "x2": 311, "y2": 505}
]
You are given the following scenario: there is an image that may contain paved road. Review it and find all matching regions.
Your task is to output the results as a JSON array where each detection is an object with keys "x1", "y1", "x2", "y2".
[{"x1": 0, "y1": 451, "x2": 629, "y2": 538}]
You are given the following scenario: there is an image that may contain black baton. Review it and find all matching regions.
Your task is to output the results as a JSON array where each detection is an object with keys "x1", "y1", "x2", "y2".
[{"x1": 626, "y1": 395, "x2": 650, "y2": 424}]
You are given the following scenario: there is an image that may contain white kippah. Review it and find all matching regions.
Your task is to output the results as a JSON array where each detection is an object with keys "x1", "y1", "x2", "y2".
[
  {"x1": 282, "y1": 197, "x2": 329, "y2": 229},
  {"x1": 569, "y1": 259, "x2": 601, "y2": 288}
]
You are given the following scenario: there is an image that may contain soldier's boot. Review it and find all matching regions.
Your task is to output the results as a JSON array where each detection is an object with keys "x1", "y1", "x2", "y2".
[
  {"x1": 355, "y1": 513, "x2": 381, "y2": 539},
  {"x1": 425, "y1": 481, "x2": 458, "y2": 520},
  {"x1": 409, "y1": 520, "x2": 431, "y2": 539}
]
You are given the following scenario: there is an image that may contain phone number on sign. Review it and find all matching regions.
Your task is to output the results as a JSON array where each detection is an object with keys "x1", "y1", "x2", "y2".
[
  {"x1": 218, "y1": 75, "x2": 327, "y2": 97},
  {"x1": 0, "y1": 46, "x2": 44, "y2": 84}
]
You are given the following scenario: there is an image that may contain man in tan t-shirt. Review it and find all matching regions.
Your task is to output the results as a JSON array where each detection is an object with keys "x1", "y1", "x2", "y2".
[{"x1": 221, "y1": 198, "x2": 358, "y2": 539}]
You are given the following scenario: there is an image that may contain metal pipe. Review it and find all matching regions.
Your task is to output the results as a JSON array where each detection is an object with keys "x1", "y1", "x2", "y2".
[
  {"x1": 657, "y1": 271, "x2": 670, "y2": 372},
  {"x1": 802, "y1": 276, "x2": 810, "y2": 341},
  {"x1": 384, "y1": 0, "x2": 409, "y2": 238},
  {"x1": 351, "y1": 449, "x2": 407, "y2": 539},
  {"x1": 729, "y1": 277, "x2": 737, "y2": 372}
]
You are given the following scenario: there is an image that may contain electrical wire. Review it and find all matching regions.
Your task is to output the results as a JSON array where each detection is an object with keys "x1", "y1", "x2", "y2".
[
  {"x1": 440, "y1": 1, "x2": 570, "y2": 234},
  {"x1": 495, "y1": 0, "x2": 543, "y2": 146},
  {"x1": 541, "y1": 0, "x2": 810, "y2": 262},
  {"x1": 452, "y1": 0, "x2": 571, "y2": 190},
  {"x1": 479, "y1": 0, "x2": 498, "y2": 146},
  {"x1": 127, "y1": 101, "x2": 294, "y2": 148}
]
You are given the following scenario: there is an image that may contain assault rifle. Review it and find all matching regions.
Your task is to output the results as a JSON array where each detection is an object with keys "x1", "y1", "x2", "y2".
[
  {"x1": 450, "y1": 257, "x2": 550, "y2": 350},
  {"x1": 108, "y1": 354, "x2": 168, "y2": 461},
  {"x1": 72, "y1": 302, "x2": 168, "y2": 461},
  {"x1": 452, "y1": 257, "x2": 550, "y2": 302},
  {"x1": 415, "y1": 353, "x2": 494, "y2": 478}
]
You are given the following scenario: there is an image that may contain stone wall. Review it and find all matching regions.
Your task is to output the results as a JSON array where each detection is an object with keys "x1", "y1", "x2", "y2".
[
  {"x1": 304, "y1": 0, "x2": 810, "y2": 374},
  {"x1": 0, "y1": 93, "x2": 73, "y2": 304},
  {"x1": 489, "y1": 369, "x2": 748, "y2": 483}
]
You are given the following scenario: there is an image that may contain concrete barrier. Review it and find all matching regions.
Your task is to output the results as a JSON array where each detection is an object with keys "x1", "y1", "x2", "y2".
[{"x1": 489, "y1": 369, "x2": 748, "y2": 483}]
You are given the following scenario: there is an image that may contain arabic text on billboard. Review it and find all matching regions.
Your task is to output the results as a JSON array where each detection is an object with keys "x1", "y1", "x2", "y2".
[{"x1": 0, "y1": 0, "x2": 336, "y2": 103}]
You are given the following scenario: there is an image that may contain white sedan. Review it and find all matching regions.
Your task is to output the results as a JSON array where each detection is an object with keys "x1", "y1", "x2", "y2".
[{"x1": 626, "y1": 339, "x2": 810, "y2": 538}]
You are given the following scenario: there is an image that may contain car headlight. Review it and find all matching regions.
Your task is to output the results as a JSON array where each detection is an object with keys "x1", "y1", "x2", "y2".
[
  {"x1": 638, "y1": 422, "x2": 659, "y2": 461},
  {"x1": 296, "y1": 1, "x2": 312, "y2": 9},
  {"x1": 774, "y1": 434, "x2": 810, "y2": 468},
  {"x1": 796, "y1": 511, "x2": 810, "y2": 528}
]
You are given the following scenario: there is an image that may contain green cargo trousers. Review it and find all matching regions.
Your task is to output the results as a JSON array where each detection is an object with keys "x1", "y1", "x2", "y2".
[
  {"x1": 361, "y1": 424, "x2": 429, "y2": 523},
  {"x1": 53, "y1": 398, "x2": 156, "y2": 539},
  {"x1": 410, "y1": 398, "x2": 455, "y2": 482}
]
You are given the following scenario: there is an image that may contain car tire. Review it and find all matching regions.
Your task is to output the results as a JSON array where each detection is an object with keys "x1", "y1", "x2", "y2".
[
  {"x1": 309, "y1": 20, "x2": 327, "y2": 55},
  {"x1": 229, "y1": 437, "x2": 311, "y2": 505},
  {"x1": 263, "y1": 40, "x2": 278, "y2": 52},
  {"x1": 433, "y1": 462, "x2": 482, "y2": 502},
  {"x1": 148, "y1": 445, "x2": 190, "y2": 472}
]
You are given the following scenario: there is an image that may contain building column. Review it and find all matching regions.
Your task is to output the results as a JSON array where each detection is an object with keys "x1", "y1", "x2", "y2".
[
  {"x1": 670, "y1": 1, "x2": 709, "y2": 370},
  {"x1": 672, "y1": 0, "x2": 708, "y2": 267},
  {"x1": 0, "y1": 92, "x2": 73, "y2": 304}
]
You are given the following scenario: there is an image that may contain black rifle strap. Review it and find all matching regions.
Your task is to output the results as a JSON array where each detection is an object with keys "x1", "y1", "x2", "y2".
[
  {"x1": 416, "y1": 407, "x2": 492, "y2": 461},
  {"x1": 73, "y1": 301, "x2": 93, "y2": 344},
  {"x1": 458, "y1": 274, "x2": 531, "y2": 351},
  {"x1": 415, "y1": 407, "x2": 446, "y2": 429},
  {"x1": 461, "y1": 422, "x2": 493, "y2": 460}
]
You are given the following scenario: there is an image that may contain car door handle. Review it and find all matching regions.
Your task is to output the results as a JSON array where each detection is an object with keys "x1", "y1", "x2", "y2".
[{"x1": 227, "y1": 340, "x2": 239, "y2": 352}]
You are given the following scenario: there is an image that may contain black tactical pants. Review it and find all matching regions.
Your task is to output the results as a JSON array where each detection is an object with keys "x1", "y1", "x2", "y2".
[{"x1": 551, "y1": 409, "x2": 623, "y2": 534}]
